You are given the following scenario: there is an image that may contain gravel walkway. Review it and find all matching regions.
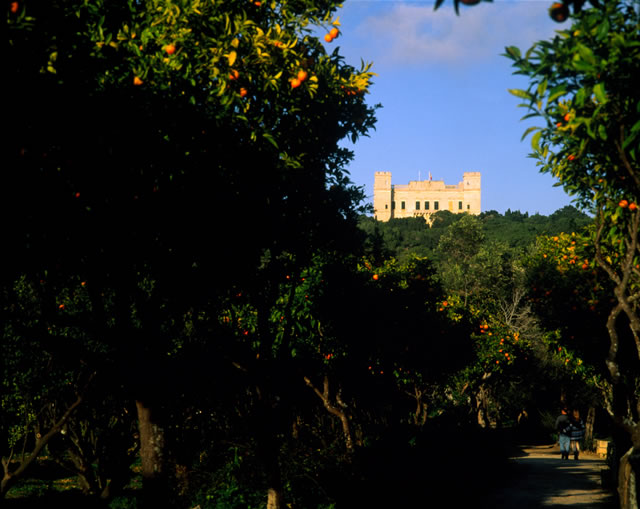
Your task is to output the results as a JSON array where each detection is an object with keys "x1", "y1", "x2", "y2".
[{"x1": 486, "y1": 443, "x2": 617, "y2": 508}]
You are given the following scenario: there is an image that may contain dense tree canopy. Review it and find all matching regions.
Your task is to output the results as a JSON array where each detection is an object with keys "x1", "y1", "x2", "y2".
[
  {"x1": 3, "y1": 0, "x2": 636, "y2": 506},
  {"x1": 506, "y1": 1, "x2": 640, "y2": 504},
  {"x1": 4, "y1": 0, "x2": 377, "y2": 505}
]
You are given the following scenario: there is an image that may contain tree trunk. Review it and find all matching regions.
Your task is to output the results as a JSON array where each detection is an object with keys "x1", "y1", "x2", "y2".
[
  {"x1": 267, "y1": 487, "x2": 284, "y2": 509},
  {"x1": 617, "y1": 445, "x2": 639, "y2": 509},
  {"x1": 304, "y1": 375, "x2": 354, "y2": 454},
  {"x1": 1, "y1": 390, "x2": 88, "y2": 499},
  {"x1": 585, "y1": 407, "x2": 596, "y2": 445},
  {"x1": 136, "y1": 400, "x2": 168, "y2": 507}
]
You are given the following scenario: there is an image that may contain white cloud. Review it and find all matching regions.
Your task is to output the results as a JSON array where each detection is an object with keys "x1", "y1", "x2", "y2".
[{"x1": 350, "y1": 1, "x2": 560, "y2": 68}]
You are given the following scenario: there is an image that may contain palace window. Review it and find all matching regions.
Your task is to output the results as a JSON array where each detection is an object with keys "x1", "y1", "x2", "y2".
[
  {"x1": 459, "y1": 201, "x2": 463, "y2": 210},
  {"x1": 401, "y1": 201, "x2": 406, "y2": 210},
  {"x1": 425, "y1": 201, "x2": 430, "y2": 210},
  {"x1": 392, "y1": 201, "x2": 396, "y2": 209},
  {"x1": 434, "y1": 201, "x2": 439, "y2": 210},
  {"x1": 415, "y1": 201, "x2": 420, "y2": 210}
]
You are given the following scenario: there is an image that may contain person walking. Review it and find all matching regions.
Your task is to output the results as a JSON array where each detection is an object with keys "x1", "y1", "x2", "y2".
[
  {"x1": 555, "y1": 407, "x2": 571, "y2": 460},
  {"x1": 569, "y1": 409, "x2": 586, "y2": 460}
]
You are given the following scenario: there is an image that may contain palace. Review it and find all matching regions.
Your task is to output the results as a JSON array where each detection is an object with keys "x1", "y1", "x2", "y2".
[{"x1": 373, "y1": 171, "x2": 481, "y2": 222}]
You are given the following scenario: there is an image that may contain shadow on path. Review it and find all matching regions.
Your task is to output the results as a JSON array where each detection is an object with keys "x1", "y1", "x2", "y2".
[{"x1": 484, "y1": 443, "x2": 617, "y2": 508}]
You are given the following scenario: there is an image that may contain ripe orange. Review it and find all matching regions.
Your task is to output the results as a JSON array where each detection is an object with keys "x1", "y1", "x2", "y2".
[
  {"x1": 297, "y1": 69, "x2": 308, "y2": 82},
  {"x1": 550, "y1": 2, "x2": 569, "y2": 22},
  {"x1": 239, "y1": 87, "x2": 248, "y2": 97},
  {"x1": 229, "y1": 69, "x2": 239, "y2": 80},
  {"x1": 564, "y1": 113, "x2": 571, "y2": 122},
  {"x1": 164, "y1": 44, "x2": 176, "y2": 55},
  {"x1": 567, "y1": 154, "x2": 576, "y2": 161},
  {"x1": 619, "y1": 199, "x2": 629, "y2": 208},
  {"x1": 10, "y1": 2, "x2": 18, "y2": 13},
  {"x1": 290, "y1": 78, "x2": 301, "y2": 88},
  {"x1": 629, "y1": 202, "x2": 638, "y2": 211},
  {"x1": 329, "y1": 27, "x2": 339, "y2": 39},
  {"x1": 372, "y1": 274, "x2": 379, "y2": 280},
  {"x1": 324, "y1": 33, "x2": 333, "y2": 43},
  {"x1": 133, "y1": 76, "x2": 143, "y2": 86}
]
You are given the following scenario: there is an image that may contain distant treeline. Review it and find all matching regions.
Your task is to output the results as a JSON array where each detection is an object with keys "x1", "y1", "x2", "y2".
[{"x1": 358, "y1": 205, "x2": 592, "y2": 262}]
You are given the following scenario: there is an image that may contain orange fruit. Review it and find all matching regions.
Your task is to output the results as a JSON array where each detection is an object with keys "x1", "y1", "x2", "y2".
[
  {"x1": 239, "y1": 87, "x2": 248, "y2": 97},
  {"x1": 133, "y1": 76, "x2": 143, "y2": 86},
  {"x1": 297, "y1": 69, "x2": 308, "y2": 82},
  {"x1": 372, "y1": 274, "x2": 379, "y2": 280},
  {"x1": 329, "y1": 27, "x2": 339, "y2": 39},
  {"x1": 629, "y1": 202, "x2": 638, "y2": 211},
  {"x1": 10, "y1": 2, "x2": 18, "y2": 13},
  {"x1": 290, "y1": 78, "x2": 301, "y2": 88},
  {"x1": 324, "y1": 33, "x2": 333, "y2": 43},
  {"x1": 164, "y1": 44, "x2": 176, "y2": 55},
  {"x1": 229, "y1": 69, "x2": 239, "y2": 80},
  {"x1": 567, "y1": 154, "x2": 575, "y2": 161},
  {"x1": 564, "y1": 113, "x2": 571, "y2": 121},
  {"x1": 550, "y1": 2, "x2": 569, "y2": 22},
  {"x1": 619, "y1": 199, "x2": 629, "y2": 208}
]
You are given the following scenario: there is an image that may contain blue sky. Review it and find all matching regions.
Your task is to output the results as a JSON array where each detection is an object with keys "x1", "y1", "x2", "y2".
[{"x1": 332, "y1": 0, "x2": 576, "y2": 216}]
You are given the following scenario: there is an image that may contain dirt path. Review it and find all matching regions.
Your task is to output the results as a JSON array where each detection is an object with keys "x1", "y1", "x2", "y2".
[{"x1": 485, "y1": 443, "x2": 617, "y2": 508}]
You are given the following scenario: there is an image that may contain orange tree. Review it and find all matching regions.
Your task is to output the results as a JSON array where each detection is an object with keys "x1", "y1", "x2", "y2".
[
  {"x1": 523, "y1": 233, "x2": 610, "y2": 422},
  {"x1": 0, "y1": 276, "x2": 139, "y2": 498},
  {"x1": 205, "y1": 252, "x2": 471, "y2": 505},
  {"x1": 506, "y1": 1, "x2": 640, "y2": 503},
  {"x1": 5, "y1": 0, "x2": 375, "y2": 505},
  {"x1": 167, "y1": 251, "x2": 475, "y2": 507}
]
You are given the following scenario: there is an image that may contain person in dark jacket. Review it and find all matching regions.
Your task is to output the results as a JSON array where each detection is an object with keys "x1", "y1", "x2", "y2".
[
  {"x1": 555, "y1": 408, "x2": 571, "y2": 460},
  {"x1": 569, "y1": 409, "x2": 586, "y2": 460}
]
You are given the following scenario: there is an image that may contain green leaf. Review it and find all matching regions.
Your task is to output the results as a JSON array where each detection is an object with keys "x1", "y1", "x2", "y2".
[
  {"x1": 547, "y1": 85, "x2": 568, "y2": 104},
  {"x1": 577, "y1": 44, "x2": 596, "y2": 65},
  {"x1": 596, "y1": 18, "x2": 610, "y2": 41},
  {"x1": 531, "y1": 130, "x2": 542, "y2": 152},
  {"x1": 508, "y1": 88, "x2": 534, "y2": 100},
  {"x1": 593, "y1": 83, "x2": 606, "y2": 103},
  {"x1": 504, "y1": 46, "x2": 521, "y2": 59},
  {"x1": 537, "y1": 79, "x2": 548, "y2": 97},
  {"x1": 263, "y1": 132, "x2": 279, "y2": 149},
  {"x1": 519, "y1": 112, "x2": 540, "y2": 121},
  {"x1": 598, "y1": 124, "x2": 607, "y2": 140},
  {"x1": 520, "y1": 126, "x2": 541, "y2": 142}
]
